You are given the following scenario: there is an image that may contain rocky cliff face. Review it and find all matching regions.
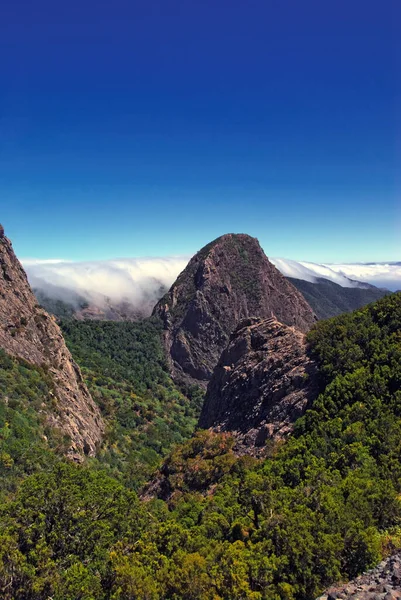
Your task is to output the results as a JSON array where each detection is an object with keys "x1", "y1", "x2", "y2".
[
  {"x1": 316, "y1": 554, "x2": 401, "y2": 600},
  {"x1": 153, "y1": 233, "x2": 316, "y2": 386},
  {"x1": 199, "y1": 316, "x2": 319, "y2": 453},
  {"x1": 0, "y1": 227, "x2": 104, "y2": 459}
]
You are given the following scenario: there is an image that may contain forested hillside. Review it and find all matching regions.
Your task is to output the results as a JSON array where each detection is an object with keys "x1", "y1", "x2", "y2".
[
  {"x1": 288, "y1": 276, "x2": 388, "y2": 319},
  {"x1": 0, "y1": 349, "x2": 64, "y2": 492},
  {"x1": 0, "y1": 293, "x2": 400, "y2": 599},
  {"x1": 60, "y1": 318, "x2": 203, "y2": 484}
]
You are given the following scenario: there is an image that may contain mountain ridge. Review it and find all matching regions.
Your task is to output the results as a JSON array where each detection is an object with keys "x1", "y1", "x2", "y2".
[{"x1": 0, "y1": 226, "x2": 104, "y2": 459}]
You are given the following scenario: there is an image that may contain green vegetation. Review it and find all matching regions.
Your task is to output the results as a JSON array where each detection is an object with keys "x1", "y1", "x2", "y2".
[
  {"x1": 0, "y1": 349, "x2": 64, "y2": 494},
  {"x1": 0, "y1": 293, "x2": 400, "y2": 599},
  {"x1": 60, "y1": 318, "x2": 202, "y2": 485}
]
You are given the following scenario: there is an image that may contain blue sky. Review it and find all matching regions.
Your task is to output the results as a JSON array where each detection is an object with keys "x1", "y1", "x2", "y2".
[{"x1": 1, "y1": 0, "x2": 399, "y2": 262}]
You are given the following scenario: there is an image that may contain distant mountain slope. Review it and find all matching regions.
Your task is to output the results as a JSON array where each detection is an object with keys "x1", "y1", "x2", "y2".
[
  {"x1": 25, "y1": 255, "x2": 185, "y2": 320},
  {"x1": 152, "y1": 233, "x2": 317, "y2": 387},
  {"x1": 34, "y1": 288, "x2": 90, "y2": 319},
  {"x1": 288, "y1": 276, "x2": 388, "y2": 319},
  {"x1": 0, "y1": 226, "x2": 104, "y2": 459},
  {"x1": 34, "y1": 287, "x2": 152, "y2": 321}
]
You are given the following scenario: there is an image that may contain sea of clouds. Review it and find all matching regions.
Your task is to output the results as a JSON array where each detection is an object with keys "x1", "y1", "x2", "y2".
[
  {"x1": 270, "y1": 259, "x2": 401, "y2": 291},
  {"x1": 22, "y1": 254, "x2": 401, "y2": 317},
  {"x1": 23, "y1": 256, "x2": 190, "y2": 313}
]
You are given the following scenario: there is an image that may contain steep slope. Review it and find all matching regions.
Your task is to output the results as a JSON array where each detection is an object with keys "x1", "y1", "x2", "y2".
[
  {"x1": 0, "y1": 226, "x2": 103, "y2": 458},
  {"x1": 153, "y1": 233, "x2": 317, "y2": 386},
  {"x1": 60, "y1": 318, "x2": 201, "y2": 485},
  {"x1": 289, "y1": 276, "x2": 388, "y2": 319},
  {"x1": 199, "y1": 317, "x2": 319, "y2": 452}
]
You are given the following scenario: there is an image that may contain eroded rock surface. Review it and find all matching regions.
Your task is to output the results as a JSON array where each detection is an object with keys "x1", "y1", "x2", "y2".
[
  {"x1": 199, "y1": 316, "x2": 319, "y2": 453},
  {"x1": 153, "y1": 233, "x2": 316, "y2": 387},
  {"x1": 316, "y1": 554, "x2": 401, "y2": 600},
  {"x1": 0, "y1": 228, "x2": 104, "y2": 459}
]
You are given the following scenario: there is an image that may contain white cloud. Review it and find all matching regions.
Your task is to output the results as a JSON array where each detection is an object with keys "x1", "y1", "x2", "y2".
[
  {"x1": 269, "y1": 258, "x2": 361, "y2": 288},
  {"x1": 271, "y1": 258, "x2": 401, "y2": 291},
  {"x1": 22, "y1": 256, "x2": 190, "y2": 315},
  {"x1": 324, "y1": 263, "x2": 401, "y2": 291}
]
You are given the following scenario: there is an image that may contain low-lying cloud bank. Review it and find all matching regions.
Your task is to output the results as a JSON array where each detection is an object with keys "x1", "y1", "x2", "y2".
[
  {"x1": 21, "y1": 255, "x2": 401, "y2": 318},
  {"x1": 322, "y1": 262, "x2": 401, "y2": 292},
  {"x1": 270, "y1": 259, "x2": 361, "y2": 288},
  {"x1": 270, "y1": 259, "x2": 401, "y2": 291},
  {"x1": 23, "y1": 256, "x2": 190, "y2": 315}
]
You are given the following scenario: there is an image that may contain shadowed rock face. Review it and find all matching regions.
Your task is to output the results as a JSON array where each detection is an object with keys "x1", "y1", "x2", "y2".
[
  {"x1": 199, "y1": 317, "x2": 319, "y2": 453},
  {"x1": 0, "y1": 228, "x2": 104, "y2": 459},
  {"x1": 153, "y1": 233, "x2": 317, "y2": 387}
]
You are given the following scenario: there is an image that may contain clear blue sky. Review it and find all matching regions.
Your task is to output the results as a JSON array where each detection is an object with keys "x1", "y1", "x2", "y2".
[{"x1": 1, "y1": 0, "x2": 399, "y2": 262}]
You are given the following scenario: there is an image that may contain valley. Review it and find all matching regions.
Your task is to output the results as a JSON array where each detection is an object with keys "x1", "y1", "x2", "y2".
[{"x1": 0, "y1": 228, "x2": 400, "y2": 599}]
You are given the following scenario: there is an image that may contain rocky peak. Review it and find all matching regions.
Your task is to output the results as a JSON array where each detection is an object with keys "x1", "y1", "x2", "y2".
[
  {"x1": 199, "y1": 316, "x2": 319, "y2": 453},
  {"x1": 153, "y1": 233, "x2": 317, "y2": 387},
  {"x1": 0, "y1": 228, "x2": 104, "y2": 459}
]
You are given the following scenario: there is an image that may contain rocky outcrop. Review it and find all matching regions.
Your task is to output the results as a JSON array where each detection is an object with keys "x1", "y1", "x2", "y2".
[
  {"x1": 0, "y1": 227, "x2": 104, "y2": 459},
  {"x1": 199, "y1": 317, "x2": 319, "y2": 453},
  {"x1": 153, "y1": 234, "x2": 316, "y2": 387},
  {"x1": 316, "y1": 554, "x2": 401, "y2": 600}
]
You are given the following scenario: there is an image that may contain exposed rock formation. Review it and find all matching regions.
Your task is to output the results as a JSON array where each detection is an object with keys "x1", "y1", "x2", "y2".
[
  {"x1": 153, "y1": 233, "x2": 316, "y2": 387},
  {"x1": 0, "y1": 227, "x2": 104, "y2": 459},
  {"x1": 199, "y1": 317, "x2": 319, "y2": 453},
  {"x1": 316, "y1": 554, "x2": 401, "y2": 600}
]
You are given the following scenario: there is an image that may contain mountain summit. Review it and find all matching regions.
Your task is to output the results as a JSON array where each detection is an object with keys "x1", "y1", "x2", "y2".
[
  {"x1": 0, "y1": 226, "x2": 104, "y2": 458},
  {"x1": 153, "y1": 233, "x2": 317, "y2": 386}
]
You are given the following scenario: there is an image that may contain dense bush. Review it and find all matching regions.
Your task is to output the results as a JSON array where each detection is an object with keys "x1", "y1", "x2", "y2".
[
  {"x1": 0, "y1": 349, "x2": 64, "y2": 493},
  {"x1": 60, "y1": 318, "x2": 202, "y2": 485}
]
